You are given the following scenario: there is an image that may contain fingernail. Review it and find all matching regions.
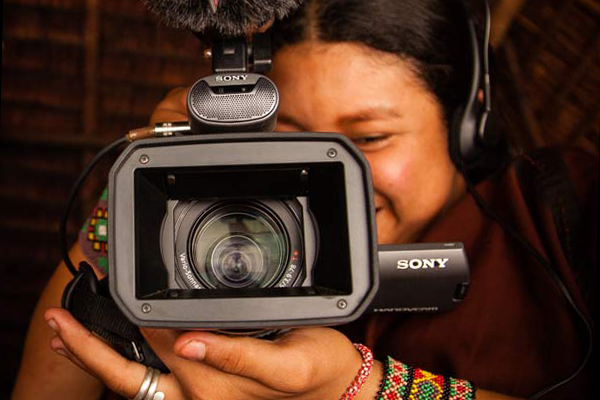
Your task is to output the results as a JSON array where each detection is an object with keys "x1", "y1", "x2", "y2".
[
  {"x1": 46, "y1": 318, "x2": 60, "y2": 332},
  {"x1": 180, "y1": 340, "x2": 206, "y2": 361},
  {"x1": 54, "y1": 347, "x2": 69, "y2": 357},
  {"x1": 50, "y1": 336, "x2": 68, "y2": 356}
]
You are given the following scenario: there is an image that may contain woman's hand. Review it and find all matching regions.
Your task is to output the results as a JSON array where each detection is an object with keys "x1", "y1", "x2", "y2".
[
  {"x1": 44, "y1": 307, "x2": 383, "y2": 400},
  {"x1": 149, "y1": 86, "x2": 189, "y2": 124}
]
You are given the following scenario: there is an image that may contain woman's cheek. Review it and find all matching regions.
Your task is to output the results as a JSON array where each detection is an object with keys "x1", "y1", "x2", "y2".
[
  {"x1": 367, "y1": 143, "x2": 438, "y2": 243},
  {"x1": 370, "y1": 142, "x2": 415, "y2": 194},
  {"x1": 367, "y1": 150, "x2": 412, "y2": 221}
]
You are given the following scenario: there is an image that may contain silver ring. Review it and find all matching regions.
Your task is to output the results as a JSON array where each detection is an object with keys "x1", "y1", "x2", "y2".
[
  {"x1": 132, "y1": 367, "x2": 155, "y2": 400},
  {"x1": 132, "y1": 367, "x2": 165, "y2": 400},
  {"x1": 143, "y1": 368, "x2": 161, "y2": 400}
]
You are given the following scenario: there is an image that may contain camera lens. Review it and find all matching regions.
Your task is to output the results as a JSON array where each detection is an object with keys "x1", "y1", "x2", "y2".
[
  {"x1": 190, "y1": 203, "x2": 289, "y2": 289},
  {"x1": 210, "y1": 235, "x2": 264, "y2": 288},
  {"x1": 170, "y1": 199, "x2": 310, "y2": 292}
]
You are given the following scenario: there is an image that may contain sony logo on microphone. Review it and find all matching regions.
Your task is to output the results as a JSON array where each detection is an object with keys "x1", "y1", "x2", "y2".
[
  {"x1": 397, "y1": 258, "x2": 449, "y2": 270},
  {"x1": 215, "y1": 74, "x2": 249, "y2": 82}
]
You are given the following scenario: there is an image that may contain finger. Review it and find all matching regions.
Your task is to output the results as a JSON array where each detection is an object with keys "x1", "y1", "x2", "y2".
[
  {"x1": 141, "y1": 328, "x2": 251, "y2": 384},
  {"x1": 139, "y1": 328, "x2": 189, "y2": 368},
  {"x1": 171, "y1": 329, "x2": 325, "y2": 392},
  {"x1": 50, "y1": 334, "x2": 96, "y2": 376},
  {"x1": 149, "y1": 87, "x2": 189, "y2": 124},
  {"x1": 139, "y1": 328, "x2": 178, "y2": 350},
  {"x1": 142, "y1": 328, "x2": 265, "y2": 399},
  {"x1": 44, "y1": 308, "x2": 182, "y2": 399}
]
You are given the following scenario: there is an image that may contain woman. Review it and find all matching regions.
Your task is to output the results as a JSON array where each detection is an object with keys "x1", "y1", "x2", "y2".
[{"x1": 12, "y1": 0, "x2": 595, "y2": 399}]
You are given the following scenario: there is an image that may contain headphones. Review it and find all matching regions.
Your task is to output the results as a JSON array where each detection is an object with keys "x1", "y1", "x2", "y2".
[{"x1": 449, "y1": 0, "x2": 504, "y2": 178}]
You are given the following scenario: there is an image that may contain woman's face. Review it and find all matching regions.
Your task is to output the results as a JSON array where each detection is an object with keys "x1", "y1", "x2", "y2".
[{"x1": 269, "y1": 41, "x2": 466, "y2": 244}]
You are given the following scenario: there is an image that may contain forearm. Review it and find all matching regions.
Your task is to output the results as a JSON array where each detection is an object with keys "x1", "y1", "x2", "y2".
[{"x1": 11, "y1": 245, "x2": 104, "y2": 400}]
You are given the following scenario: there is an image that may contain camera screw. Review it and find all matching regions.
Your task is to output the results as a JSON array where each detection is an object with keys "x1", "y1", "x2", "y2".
[
  {"x1": 337, "y1": 299, "x2": 348, "y2": 310},
  {"x1": 167, "y1": 174, "x2": 176, "y2": 186},
  {"x1": 139, "y1": 154, "x2": 150, "y2": 164},
  {"x1": 141, "y1": 303, "x2": 152, "y2": 313},
  {"x1": 327, "y1": 148, "x2": 337, "y2": 158},
  {"x1": 299, "y1": 169, "x2": 309, "y2": 183}
]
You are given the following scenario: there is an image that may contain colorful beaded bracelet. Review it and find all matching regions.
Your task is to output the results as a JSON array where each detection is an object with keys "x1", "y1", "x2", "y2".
[
  {"x1": 375, "y1": 356, "x2": 476, "y2": 400},
  {"x1": 340, "y1": 343, "x2": 375, "y2": 400}
]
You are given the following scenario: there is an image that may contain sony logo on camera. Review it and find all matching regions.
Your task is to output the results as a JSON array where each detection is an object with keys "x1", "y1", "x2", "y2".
[
  {"x1": 373, "y1": 244, "x2": 469, "y2": 313},
  {"x1": 396, "y1": 258, "x2": 449, "y2": 270},
  {"x1": 215, "y1": 74, "x2": 249, "y2": 82}
]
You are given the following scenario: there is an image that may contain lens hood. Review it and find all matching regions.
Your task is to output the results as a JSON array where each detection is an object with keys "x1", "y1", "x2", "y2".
[{"x1": 108, "y1": 132, "x2": 378, "y2": 329}]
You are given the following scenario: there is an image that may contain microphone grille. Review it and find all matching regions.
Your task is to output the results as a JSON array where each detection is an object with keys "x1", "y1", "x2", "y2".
[{"x1": 189, "y1": 79, "x2": 278, "y2": 122}]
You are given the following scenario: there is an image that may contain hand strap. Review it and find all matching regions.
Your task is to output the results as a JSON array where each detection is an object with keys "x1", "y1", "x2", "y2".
[{"x1": 61, "y1": 262, "x2": 168, "y2": 372}]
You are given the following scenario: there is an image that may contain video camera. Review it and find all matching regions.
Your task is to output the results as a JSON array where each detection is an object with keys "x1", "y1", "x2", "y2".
[{"x1": 62, "y1": 33, "x2": 469, "y2": 367}]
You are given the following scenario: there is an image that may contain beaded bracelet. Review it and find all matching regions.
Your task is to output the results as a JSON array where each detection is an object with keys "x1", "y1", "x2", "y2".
[
  {"x1": 340, "y1": 343, "x2": 375, "y2": 400},
  {"x1": 376, "y1": 356, "x2": 476, "y2": 400}
]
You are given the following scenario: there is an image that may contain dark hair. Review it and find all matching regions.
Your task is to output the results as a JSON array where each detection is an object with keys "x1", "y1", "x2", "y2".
[{"x1": 270, "y1": 0, "x2": 475, "y2": 124}]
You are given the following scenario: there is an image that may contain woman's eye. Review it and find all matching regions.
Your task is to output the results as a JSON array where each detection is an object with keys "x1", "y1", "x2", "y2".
[
  {"x1": 352, "y1": 135, "x2": 390, "y2": 147},
  {"x1": 354, "y1": 136, "x2": 384, "y2": 143}
]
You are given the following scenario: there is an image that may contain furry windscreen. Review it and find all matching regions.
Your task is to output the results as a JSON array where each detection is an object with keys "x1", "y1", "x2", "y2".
[{"x1": 141, "y1": 0, "x2": 305, "y2": 36}]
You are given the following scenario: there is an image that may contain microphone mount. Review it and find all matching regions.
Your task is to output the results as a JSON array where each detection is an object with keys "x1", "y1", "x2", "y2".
[{"x1": 211, "y1": 33, "x2": 273, "y2": 74}]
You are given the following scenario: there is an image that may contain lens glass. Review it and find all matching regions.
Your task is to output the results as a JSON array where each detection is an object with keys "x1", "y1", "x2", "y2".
[
  {"x1": 211, "y1": 235, "x2": 263, "y2": 287},
  {"x1": 191, "y1": 205, "x2": 288, "y2": 289}
]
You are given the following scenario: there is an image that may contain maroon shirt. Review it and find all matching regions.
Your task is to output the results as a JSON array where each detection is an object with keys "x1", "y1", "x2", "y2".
[{"x1": 341, "y1": 147, "x2": 596, "y2": 398}]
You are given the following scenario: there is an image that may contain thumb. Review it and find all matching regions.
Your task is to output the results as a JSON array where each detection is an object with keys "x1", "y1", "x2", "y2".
[{"x1": 173, "y1": 330, "x2": 314, "y2": 392}]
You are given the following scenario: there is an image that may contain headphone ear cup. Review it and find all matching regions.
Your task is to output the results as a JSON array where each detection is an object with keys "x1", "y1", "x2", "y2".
[
  {"x1": 449, "y1": 105, "x2": 466, "y2": 168},
  {"x1": 451, "y1": 101, "x2": 508, "y2": 182},
  {"x1": 450, "y1": 102, "x2": 481, "y2": 167},
  {"x1": 478, "y1": 110, "x2": 502, "y2": 149},
  {"x1": 451, "y1": 97, "x2": 503, "y2": 169}
]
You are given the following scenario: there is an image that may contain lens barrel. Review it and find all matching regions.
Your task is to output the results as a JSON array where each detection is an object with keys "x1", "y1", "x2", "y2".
[{"x1": 171, "y1": 199, "x2": 306, "y2": 291}]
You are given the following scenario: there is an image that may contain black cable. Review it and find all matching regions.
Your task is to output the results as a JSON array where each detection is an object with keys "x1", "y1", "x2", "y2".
[
  {"x1": 460, "y1": 163, "x2": 593, "y2": 399},
  {"x1": 60, "y1": 137, "x2": 128, "y2": 276}
]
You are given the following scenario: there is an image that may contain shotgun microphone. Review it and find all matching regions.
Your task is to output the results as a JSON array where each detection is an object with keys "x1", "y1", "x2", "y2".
[{"x1": 141, "y1": 0, "x2": 305, "y2": 36}]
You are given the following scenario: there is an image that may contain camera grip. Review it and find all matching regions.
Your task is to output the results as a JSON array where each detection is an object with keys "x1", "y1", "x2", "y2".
[{"x1": 62, "y1": 262, "x2": 169, "y2": 372}]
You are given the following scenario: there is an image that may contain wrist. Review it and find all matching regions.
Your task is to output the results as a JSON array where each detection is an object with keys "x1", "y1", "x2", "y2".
[
  {"x1": 340, "y1": 344, "x2": 375, "y2": 400},
  {"x1": 355, "y1": 360, "x2": 384, "y2": 400}
]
